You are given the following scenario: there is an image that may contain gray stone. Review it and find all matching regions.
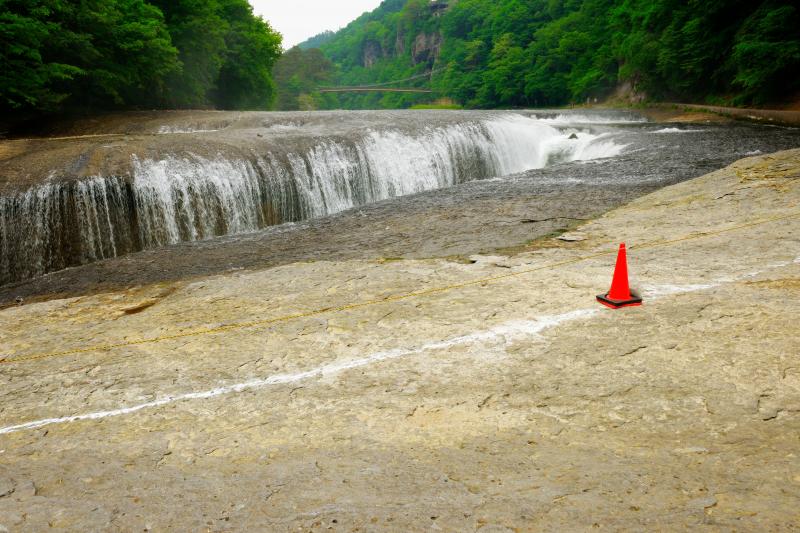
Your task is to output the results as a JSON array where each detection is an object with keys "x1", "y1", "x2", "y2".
[
  {"x1": 688, "y1": 496, "x2": 718, "y2": 510},
  {"x1": 14, "y1": 480, "x2": 36, "y2": 499},
  {"x1": 477, "y1": 526, "x2": 515, "y2": 533},
  {"x1": 557, "y1": 232, "x2": 586, "y2": 242},
  {"x1": 0, "y1": 478, "x2": 13, "y2": 499}
]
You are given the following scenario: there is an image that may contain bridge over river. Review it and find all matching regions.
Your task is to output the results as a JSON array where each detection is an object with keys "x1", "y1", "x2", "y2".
[{"x1": 318, "y1": 69, "x2": 440, "y2": 94}]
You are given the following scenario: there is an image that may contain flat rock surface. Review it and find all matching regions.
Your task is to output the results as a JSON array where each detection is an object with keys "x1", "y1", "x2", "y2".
[{"x1": 1, "y1": 150, "x2": 799, "y2": 531}]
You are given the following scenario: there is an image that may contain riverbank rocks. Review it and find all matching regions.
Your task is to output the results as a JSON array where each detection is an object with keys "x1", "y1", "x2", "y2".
[
  {"x1": 556, "y1": 231, "x2": 586, "y2": 242},
  {"x1": 0, "y1": 478, "x2": 14, "y2": 499},
  {"x1": 0, "y1": 149, "x2": 799, "y2": 530}
]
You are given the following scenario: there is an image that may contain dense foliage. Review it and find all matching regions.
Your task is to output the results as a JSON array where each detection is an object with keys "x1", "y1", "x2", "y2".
[
  {"x1": 272, "y1": 47, "x2": 333, "y2": 111},
  {"x1": 298, "y1": 0, "x2": 800, "y2": 109},
  {"x1": 0, "y1": 0, "x2": 282, "y2": 117},
  {"x1": 299, "y1": 30, "x2": 335, "y2": 50}
]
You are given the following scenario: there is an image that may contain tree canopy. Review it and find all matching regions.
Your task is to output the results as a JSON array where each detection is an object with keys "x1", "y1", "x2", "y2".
[
  {"x1": 272, "y1": 47, "x2": 333, "y2": 111},
  {"x1": 0, "y1": 0, "x2": 282, "y2": 118}
]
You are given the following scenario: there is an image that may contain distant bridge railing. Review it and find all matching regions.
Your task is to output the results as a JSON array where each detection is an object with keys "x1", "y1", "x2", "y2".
[
  {"x1": 318, "y1": 87, "x2": 434, "y2": 93},
  {"x1": 318, "y1": 68, "x2": 442, "y2": 94}
]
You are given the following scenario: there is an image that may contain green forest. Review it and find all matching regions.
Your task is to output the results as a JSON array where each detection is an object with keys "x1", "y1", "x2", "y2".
[
  {"x1": 283, "y1": 0, "x2": 800, "y2": 110},
  {"x1": 0, "y1": 0, "x2": 282, "y2": 119},
  {"x1": 3, "y1": 0, "x2": 799, "y2": 118}
]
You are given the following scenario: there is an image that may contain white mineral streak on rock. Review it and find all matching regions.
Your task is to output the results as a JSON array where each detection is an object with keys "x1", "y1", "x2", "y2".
[
  {"x1": 639, "y1": 283, "x2": 716, "y2": 298},
  {"x1": 2, "y1": 233, "x2": 797, "y2": 437},
  {"x1": 0, "y1": 263, "x2": 782, "y2": 438},
  {"x1": 0, "y1": 308, "x2": 596, "y2": 435}
]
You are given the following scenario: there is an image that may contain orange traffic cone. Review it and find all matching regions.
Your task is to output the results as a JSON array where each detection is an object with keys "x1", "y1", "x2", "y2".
[{"x1": 596, "y1": 243, "x2": 642, "y2": 309}]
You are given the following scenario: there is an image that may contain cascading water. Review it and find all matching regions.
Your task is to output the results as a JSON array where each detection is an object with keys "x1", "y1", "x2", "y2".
[{"x1": 0, "y1": 113, "x2": 625, "y2": 285}]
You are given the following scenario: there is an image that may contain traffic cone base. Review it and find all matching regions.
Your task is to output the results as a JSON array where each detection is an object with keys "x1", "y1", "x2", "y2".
[
  {"x1": 596, "y1": 291, "x2": 642, "y2": 309},
  {"x1": 597, "y1": 242, "x2": 643, "y2": 309}
]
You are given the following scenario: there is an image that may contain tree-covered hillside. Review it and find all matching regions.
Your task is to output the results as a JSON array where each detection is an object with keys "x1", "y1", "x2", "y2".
[
  {"x1": 299, "y1": 30, "x2": 336, "y2": 50},
  {"x1": 272, "y1": 47, "x2": 333, "y2": 111},
  {"x1": 0, "y1": 0, "x2": 282, "y2": 120},
  {"x1": 294, "y1": 0, "x2": 800, "y2": 110}
]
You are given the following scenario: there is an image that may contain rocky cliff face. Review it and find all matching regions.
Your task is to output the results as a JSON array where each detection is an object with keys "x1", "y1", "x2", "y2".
[
  {"x1": 359, "y1": 30, "x2": 442, "y2": 69},
  {"x1": 607, "y1": 76, "x2": 647, "y2": 104},
  {"x1": 411, "y1": 32, "x2": 442, "y2": 66},
  {"x1": 395, "y1": 30, "x2": 406, "y2": 56},
  {"x1": 362, "y1": 40, "x2": 383, "y2": 68}
]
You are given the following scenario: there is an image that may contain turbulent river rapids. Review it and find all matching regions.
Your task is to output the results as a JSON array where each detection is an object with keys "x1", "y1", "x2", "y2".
[{"x1": 0, "y1": 109, "x2": 799, "y2": 287}]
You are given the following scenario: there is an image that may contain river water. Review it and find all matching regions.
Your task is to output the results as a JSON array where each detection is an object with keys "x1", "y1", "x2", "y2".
[{"x1": 0, "y1": 109, "x2": 798, "y2": 288}]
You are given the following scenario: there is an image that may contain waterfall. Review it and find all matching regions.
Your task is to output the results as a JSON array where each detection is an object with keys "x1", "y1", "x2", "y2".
[
  {"x1": 0, "y1": 114, "x2": 625, "y2": 285},
  {"x1": 0, "y1": 176, "x2": 136, "y2": 285}
]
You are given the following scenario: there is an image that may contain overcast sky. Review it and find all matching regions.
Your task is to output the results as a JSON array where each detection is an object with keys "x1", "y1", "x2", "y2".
[{"x1": 250, "y1": 0, "x2": 383, "y2": 49}]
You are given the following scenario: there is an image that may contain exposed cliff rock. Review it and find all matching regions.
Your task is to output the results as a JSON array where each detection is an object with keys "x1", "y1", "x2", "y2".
[
  {"x1": 411, "y1": 32, "x2": 442, "y2": 66},
  {"x1": 361, "y1": 31, "x2": 441, "y2": 68},
  {"x1": 362, "y1": 40, "x2": 383, "y2": 68},
  {"x1": 395, "y1": 30, "x2": 405, "y2": 56},
  {"x1": 607, "y1": 78, "x2": 648, "y2": 105}
]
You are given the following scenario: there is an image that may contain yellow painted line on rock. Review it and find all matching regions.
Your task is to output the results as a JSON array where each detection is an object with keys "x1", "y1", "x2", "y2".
[
  {"x1": 2, "y1": 210, "x2": 798, "y2": 366},
  {"x1": 7, "y1": 133, "x2": 132, "y2": 142}
]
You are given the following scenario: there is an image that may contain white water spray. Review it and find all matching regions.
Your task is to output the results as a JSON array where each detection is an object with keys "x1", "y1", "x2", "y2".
[{"x1": 0, "y1": 115, "x2": 625, "y2": 283}]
